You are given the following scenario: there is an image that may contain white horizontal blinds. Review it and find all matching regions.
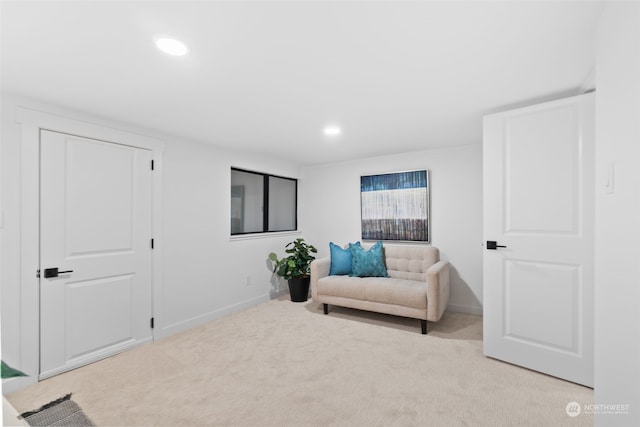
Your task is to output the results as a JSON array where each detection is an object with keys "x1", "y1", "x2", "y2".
[{"x1": 268, "y1": 176, "x2": 296, "y2": 232}]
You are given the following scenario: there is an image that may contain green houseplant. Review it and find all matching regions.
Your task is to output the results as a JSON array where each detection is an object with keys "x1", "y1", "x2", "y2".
[
  {"x1": 269, "y1": 238, "x2": 318, "y2": 302},
  {"x1": 1, "y1": 360, "x2": 27, "y2": 379}
]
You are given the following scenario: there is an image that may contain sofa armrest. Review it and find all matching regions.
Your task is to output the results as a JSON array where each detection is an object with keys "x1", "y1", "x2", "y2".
[
  {"x1": 310, "y1": 257, "x2": 331, "y2": 301},
  {"x1": 426, "y1": 260, "x2": 450, "y2": 322}
]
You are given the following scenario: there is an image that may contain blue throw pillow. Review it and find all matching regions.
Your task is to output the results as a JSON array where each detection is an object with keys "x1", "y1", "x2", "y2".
[
  {"x1": 350, "y1": 241, "x2": 388, "y2": 277},
  {"x1": 329, "y1": 241, "x2": 361, "y2": 275}
]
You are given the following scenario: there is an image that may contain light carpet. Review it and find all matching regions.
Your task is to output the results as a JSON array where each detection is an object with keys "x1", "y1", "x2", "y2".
[{"x1": 7, "y1": 297, "x2": 593, "y2": 426}]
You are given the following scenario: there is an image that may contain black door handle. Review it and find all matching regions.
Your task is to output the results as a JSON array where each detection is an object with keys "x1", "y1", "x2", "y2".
[
  {"x1": 43, "y1": 267, "x2": 74, "y2": 278},
  {"x1": 486, "y1": 241, "x2": 507, "y2": 250}
]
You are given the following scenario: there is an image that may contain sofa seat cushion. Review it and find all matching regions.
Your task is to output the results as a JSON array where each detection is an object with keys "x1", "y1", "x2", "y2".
[{"x1": 317, "y1": 276, "x2": 427, "y2": 309}]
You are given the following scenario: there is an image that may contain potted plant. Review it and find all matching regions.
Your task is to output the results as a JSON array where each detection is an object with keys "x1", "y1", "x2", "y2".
[
  {"x1": 1, "y1": 360, "x2": 27, "y2": 378},
  {"x1": 269, "y1": 238, "x2": 318, "y2": 302}
]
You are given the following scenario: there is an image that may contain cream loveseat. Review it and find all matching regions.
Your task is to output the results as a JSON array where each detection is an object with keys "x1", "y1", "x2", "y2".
[{"x1": 310, "y1": 244, "x2": 450, "y2": 334}]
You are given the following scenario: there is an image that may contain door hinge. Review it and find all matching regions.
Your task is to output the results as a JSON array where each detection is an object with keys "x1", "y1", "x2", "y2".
[
  {"x1": 151, "y1": 160, "x2": 155, "y2": 170},
  {"x1": 150, "y1": 317, "x2": 155, "y2": 329},
  {"x1": 151, "y1": 238, "x2": 154, "y2": 249}
]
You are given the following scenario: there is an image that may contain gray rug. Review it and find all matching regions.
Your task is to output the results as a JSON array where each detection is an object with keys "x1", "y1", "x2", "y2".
[{"x1": 19, "y1": 394, "x2": 95, "y2": 427}]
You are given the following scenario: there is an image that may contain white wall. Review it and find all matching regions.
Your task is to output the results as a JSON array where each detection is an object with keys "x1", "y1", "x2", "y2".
[
  {"x1": 161, "y1": 137, "x2": 302, "y2": 334},
  {"x1": 0, "y1": 93, "x2": 302, "y2": 390},
  {"x1": 300, "y1": 144, "x2": 483, "y2": 315},
  {"x1": 0, "y1": 95, "x2": 23, "y2": 377},
  {"x1": 594, "y1": 2, "x2": 640, "y2": 426}
]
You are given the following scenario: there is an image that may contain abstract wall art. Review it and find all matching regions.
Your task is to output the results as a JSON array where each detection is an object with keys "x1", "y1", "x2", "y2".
[{"x1": 360, "y1": 170, "x2": 429, "y2": 242}]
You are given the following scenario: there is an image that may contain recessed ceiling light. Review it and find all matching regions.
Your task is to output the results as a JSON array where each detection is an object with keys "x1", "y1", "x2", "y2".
[
  {"x1": 324, "y1": 126, "x2": 342, "y2": 136},
  {"x1": 154, "y1": 36, "x2": 189, "y2": 56}
]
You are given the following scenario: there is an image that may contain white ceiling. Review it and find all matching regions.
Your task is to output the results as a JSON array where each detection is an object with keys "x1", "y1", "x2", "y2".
[{"x1": 1, "y1": 1, "x2": 603, "y2": 165}]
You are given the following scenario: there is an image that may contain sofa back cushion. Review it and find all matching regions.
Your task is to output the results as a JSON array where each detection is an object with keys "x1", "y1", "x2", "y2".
[{"x1": 380, "y1": 245, "x2": 440, "y2": 281}]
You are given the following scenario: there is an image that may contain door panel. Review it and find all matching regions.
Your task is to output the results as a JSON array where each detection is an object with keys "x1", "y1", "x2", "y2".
[
  {"x1": 504, "y1": 260, "x2": 580, "y2": 351},
  {"x1": 483, "y1": 93, "x2": 594, "y2": 387},
  {"x1": 40, "y1": 130, "x2": 152, "y2": 379},
  {"x1": 504, "y1": 106, "x2": 580, "y2": 234},
  {"x1": 67, "y1": 139, "x2": 135, "y2": 254},
  {"x1": 66, "y1": 275, "x2": 135, "y2": 359}
]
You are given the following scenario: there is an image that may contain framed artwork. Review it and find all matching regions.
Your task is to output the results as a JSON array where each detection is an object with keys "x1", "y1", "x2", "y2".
[{"x1": 360, "y1": 170, "x2": 429, "y2": 242}]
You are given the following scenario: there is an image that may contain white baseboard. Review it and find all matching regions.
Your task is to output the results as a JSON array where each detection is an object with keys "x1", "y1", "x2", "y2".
[
  {"x1": 446, "y1": 303, "x2": 483, "y2": 316},
  {"x1": 38, "y1": 337, "x2": 152, "y2": 381},
  {"x1": 2, "y1": 376, "x2": 37, "y2": 396},
  {"x1": 156, "y1": 293, "x2": 270, "y2": 340}
]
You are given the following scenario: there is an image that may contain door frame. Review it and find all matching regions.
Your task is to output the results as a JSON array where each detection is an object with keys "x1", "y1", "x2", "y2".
[{"x1": 16, "y1": 107, "x2": 165, "y2": 385}]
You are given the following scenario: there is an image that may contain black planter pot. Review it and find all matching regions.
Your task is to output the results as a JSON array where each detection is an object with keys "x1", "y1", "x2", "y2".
[{"x1": 288, "y1": 277, "x2": 310, "y2": 302}]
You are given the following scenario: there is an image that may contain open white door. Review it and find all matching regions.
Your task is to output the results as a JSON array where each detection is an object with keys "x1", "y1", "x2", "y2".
[
  {"x1": 483, "y1": 93, "x2": 594, "y2": 387},
  {"x1": 40, "y1": 130, "x2": 153, "y2": 379}
]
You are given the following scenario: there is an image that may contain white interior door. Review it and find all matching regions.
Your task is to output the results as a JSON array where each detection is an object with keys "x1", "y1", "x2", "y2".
[
  {"x1": 40, "y1": 130, "x2": 153, "y2": 379},
  {"x1": 483, "y1": 93, "x2": 594, "y2": 387}
]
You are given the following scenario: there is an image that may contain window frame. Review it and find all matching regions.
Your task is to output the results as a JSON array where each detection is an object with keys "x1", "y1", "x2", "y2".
[{"x1": 230, "y1": 167, "x2": 298, "y2": 236}]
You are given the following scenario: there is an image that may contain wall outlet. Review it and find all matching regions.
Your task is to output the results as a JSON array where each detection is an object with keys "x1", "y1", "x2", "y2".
[{"x1": 245, "y1": 275, "x2": 252, "y2": 286}]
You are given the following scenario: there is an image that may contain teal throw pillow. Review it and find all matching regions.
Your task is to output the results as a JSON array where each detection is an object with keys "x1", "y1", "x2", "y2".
[
  {"x1": 329, "y1": 241, "x2": 361, "y2": 275},
  {"x1": 350, "y1": 241, "x2": 388, "y2": 277}
]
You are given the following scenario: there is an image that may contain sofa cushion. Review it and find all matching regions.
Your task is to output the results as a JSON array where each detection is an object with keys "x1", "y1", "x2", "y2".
[
  {"x1": 317, "y1": 276, "x2": 427, "y2": 309},
  {"x1": 329, "y1": 241, "x2": 360, "y2": 275},
  {"x1": 350, "y1": 241, "x2": 388, "y2": 277},
  {"x1": 383, "y1": 246, "x2": 439, "y2": 281}
]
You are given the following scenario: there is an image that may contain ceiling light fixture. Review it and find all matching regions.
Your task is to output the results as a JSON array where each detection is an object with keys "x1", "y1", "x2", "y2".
[
  {"x1": 324, "y1": 126, "x2": 342, "y2": 136},
  {"x1": 154, "y1": 36, "x2": 189, "y2": 56}
]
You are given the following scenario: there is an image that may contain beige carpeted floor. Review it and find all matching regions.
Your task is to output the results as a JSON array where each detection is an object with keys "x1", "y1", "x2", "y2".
[{"x1": 7, "y1": 296, "x2": 593, "y2": 426}]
